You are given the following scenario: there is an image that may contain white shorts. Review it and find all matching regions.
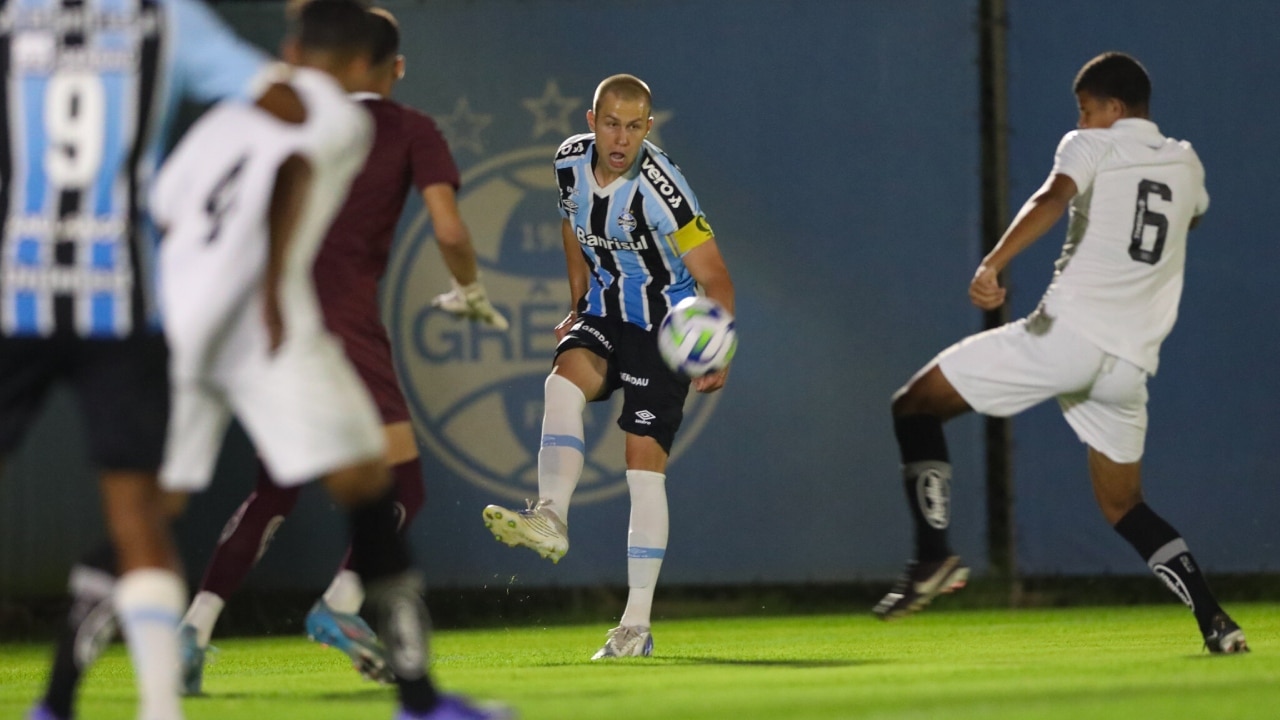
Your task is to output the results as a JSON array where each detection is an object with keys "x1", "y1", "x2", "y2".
[
  {"x1": 161, "y1": 332, "x2": 386, "y2": 491},
  {"x1": 934, "y1": 317, "x2": 1149, "y2": 463}
]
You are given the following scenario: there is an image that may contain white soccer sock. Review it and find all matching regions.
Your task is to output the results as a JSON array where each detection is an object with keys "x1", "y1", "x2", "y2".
[
  {"x1": 116, "y1": 569, "x2": 186, "y2": 720},
  {"x1": 537, "y1": 373, "x2": 586, "y2": 524},
  {"x1": 181, "y1": 590, "x2": 225, "y2": 648},
  {"x1": 620, "y1": 470, "x2": 668, "y2": 629},
  {"x1": 322, "y1": 569, "x2": 365, "y2": 615}
]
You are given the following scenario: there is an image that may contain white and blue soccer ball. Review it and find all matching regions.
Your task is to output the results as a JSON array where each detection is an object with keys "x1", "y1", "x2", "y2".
[{"x1": 657, "y1": 296, "x2": 737, "y2": 377}]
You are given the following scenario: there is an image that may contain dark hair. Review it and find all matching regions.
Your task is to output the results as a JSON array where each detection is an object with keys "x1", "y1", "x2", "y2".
[
  {"x1": 290, "y1": 0, "x2": 378, "y2": 59},
  {"x1": 1073, "y1": 52, "x2": 1150, "y2": 113},
  {"x1": 366, "y1": 7, "x2": 400, "y2": 66}
]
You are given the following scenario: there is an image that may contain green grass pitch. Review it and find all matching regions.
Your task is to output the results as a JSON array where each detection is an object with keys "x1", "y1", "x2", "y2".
[{"x1": 2, "y1": 603, "x2": 1277, "y2": 719}]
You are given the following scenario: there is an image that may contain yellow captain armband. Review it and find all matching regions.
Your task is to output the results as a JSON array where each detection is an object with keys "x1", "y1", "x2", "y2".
[{"x1": 668, "y1": 215, "x2": 715, "y2": 255}]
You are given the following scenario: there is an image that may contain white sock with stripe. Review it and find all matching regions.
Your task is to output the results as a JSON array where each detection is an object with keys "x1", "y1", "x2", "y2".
[
  {"x1": 181, "y1": 590, "x2": 224, "y2": 648},
  {"x1": 116, "y1": 568, "x2": 186, "y2": 720},
  {"x1": 620, "y1": 469, "x2": 667, "y2": 628},
  {"x1": 537, "y1": 373, "x2": 586, "y2": 524},
  {"x1": 322, "y1": 569, "x2": 365, "y2": 615}
]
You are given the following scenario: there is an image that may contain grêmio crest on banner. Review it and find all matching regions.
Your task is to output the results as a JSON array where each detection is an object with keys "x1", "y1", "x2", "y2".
[{"x1": 386, "y1": 80, "x2": 718, "y2": 505}]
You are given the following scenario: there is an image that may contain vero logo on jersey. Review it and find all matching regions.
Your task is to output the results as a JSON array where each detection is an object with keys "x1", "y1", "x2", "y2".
[{"x1": 641, "y1": 155, "x2": 686, "y2": 210}]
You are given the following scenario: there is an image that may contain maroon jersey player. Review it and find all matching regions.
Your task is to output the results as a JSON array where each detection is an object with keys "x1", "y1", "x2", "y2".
[{"x1": 176, "y1": 7, "x2": 507, "y2": 693}]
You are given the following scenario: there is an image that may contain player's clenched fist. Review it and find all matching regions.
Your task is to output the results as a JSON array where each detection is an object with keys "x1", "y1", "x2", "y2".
[{"x1": 969, "y1": 264, "x2": 1006, "y2": 310}]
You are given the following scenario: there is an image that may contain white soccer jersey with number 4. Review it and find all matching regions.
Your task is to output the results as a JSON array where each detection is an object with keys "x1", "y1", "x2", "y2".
[
  {"x1": 153, "y1": 67, "x2": 371, "y2": 381},
  {"x1": 1037, "y1": 118, "x2": 1208, "y2": 375},
  {"x1": 153, "y1": 102, "x2": 301, "y2": 381}
]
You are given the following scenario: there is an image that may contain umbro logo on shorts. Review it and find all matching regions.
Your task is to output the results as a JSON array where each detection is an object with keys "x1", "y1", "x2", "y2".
[{"x1": 634, "y1": 410, "x2": 656, "y2": 424}]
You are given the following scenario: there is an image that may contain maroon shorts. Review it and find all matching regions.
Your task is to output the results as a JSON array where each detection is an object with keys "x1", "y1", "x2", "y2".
[{"x1": 329, "y1": 316, "x2": 410, "y2": 425}]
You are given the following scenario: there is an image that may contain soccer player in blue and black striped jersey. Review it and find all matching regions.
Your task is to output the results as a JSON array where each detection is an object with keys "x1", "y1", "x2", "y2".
[{"x1": 483, "y1": 74, "x2": 735, "y2": 660}]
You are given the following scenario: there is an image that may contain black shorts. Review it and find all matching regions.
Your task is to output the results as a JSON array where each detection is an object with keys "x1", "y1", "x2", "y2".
[
  {"x1": 0, "y1": 333, "x2": 170, "y2": 471},
  {"x1": 555, "y1": 314, "x2": 690, "y2": 454}
]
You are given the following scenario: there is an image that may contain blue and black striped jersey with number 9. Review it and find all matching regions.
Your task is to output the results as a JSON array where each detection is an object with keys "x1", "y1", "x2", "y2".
[{"x1": 0, "y1": 0, "x2": 265, "y2": 339}]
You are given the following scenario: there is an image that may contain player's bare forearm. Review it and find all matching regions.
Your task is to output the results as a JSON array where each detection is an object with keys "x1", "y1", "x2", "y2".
[
  {"x1": 970, "y1": 174, "x2": 1075, "y2": 310},
  {"x1": 264, "y1": 154, "x2": 312, "y2": 351},
  {"x1": 560, "y1": 218, "x2": 589, "y2": 314},
  {"x1": 683, "y1": 238, "x2": 735, "y2": 314},
  {"x1": 424, "y1": 183, "x2": 478, "y2": 285},
  {"x1": 983, "y1": 173, "x2": 1076, "y2": 273},
  {"x1": 684, "y1": 238, "x2": 734, "y2": 393}
]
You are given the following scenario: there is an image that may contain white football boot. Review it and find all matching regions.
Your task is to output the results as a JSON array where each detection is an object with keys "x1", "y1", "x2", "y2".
[
  {"x1": 482, "y1": 499, "x2": 569, "y2": 563},
  {"x1": 591, "y1": 625, "x2": 654, "y2": 660}
]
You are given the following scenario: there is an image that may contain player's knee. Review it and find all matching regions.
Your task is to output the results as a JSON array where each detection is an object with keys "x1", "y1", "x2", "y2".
[
  {"x1": 551, "y1": 351, "x2": 607, "y2": 400},
  {"x1": 1094, "y1": 479, "x2": 1144, "y2": 526},
  {"x1": 160, "y1": 490, "x2": 189, "y2": 520},
  {"x1": 891, "y1": 383, "x2": 934, "y2": 418},
  {"x1": 1098, "y1": 493, "x2": 1143, "y2": 526},
  {"x1": 624, "y1": 434, "x2": 669, "y2": 472},
  {"x1": 891, "y1": 366, "x2": 965, "y2": 419},
  {"x1": 322, "y1": 459, "x2": 390, "y2": 508},
  {"x1": 545, "y1": 372, "x2": 588, "y2": 412}
]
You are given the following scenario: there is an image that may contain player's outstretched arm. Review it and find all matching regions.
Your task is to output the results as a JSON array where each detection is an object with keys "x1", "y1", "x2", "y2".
[
  {"x1": 425, "y1": 182, "x2": 478, "y2": 285},
  {"x1": 683, "y1": 237, "x2": 735, "y2": 394},
  {"x1": 554, "y1": 218, "x2": 591, "y2": 341},
  {"x1": 971, "y1": 173, "x2": 1077, "y2": 310},
  {"x1": 265, "y1": 153, "x2": 314, "y2": 352},
  {"x1": 426, "y1": 183, "x2": 509, "y2": 330}
]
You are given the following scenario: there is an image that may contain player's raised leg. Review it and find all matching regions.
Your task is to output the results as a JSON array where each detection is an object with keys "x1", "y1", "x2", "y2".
[
  {"x1": 483, "y1": 352, "x2": 605, "y2": 562},
  {"x1": 1091, "y1": 448, "x2": 1248, "y2": 653},
  {"x1": 874, "y1": 364, "x2": 973, "y2": 620}
]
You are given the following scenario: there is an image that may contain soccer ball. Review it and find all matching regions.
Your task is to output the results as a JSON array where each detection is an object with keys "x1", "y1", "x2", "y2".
[{"x1": 657, "y1": 297, "x2": 737, "y2": 377}]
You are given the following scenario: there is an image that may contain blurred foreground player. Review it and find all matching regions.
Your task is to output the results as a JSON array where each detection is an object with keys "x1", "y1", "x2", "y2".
[
  {"x1": 872, "y1": 52, "x2": 1247, "y2": 654},
  {"x1": 176, "y1": 6, "x2": 506, "y2": 693},
  {"x1": 152, "y1": 1, "x2": 510, "y2": 717},
  {"x1": 0, "y1": 1, "x2": 294, "y2": 719}
]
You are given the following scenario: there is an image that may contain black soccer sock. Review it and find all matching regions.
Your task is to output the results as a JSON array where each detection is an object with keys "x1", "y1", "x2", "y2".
[
  {"x1": 1114, "y1": 503, "x2": 1224, "y2": 633},
  {"x1": 43, "y1": 542, "x2": 118, "y2": 719},
  {"x1": 894, "y1": 414, "x2": 953, "y2": 562},
  {"x1": 347, "y1": 486, "x2": 412, "y2": 582},
  {"x1": 347, "y1": 488, "x2": 439, "y2": 712}
]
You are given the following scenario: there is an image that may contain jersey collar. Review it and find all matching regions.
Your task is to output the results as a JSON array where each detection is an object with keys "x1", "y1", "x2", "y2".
[{"x1": 1110, "y1": 117, "x2": 1162, "y2": 141}]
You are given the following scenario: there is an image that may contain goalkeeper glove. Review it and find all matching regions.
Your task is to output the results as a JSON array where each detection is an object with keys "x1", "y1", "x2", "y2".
[{"x1": 431, "y1": 277, "x2": 509, "y2": 330}]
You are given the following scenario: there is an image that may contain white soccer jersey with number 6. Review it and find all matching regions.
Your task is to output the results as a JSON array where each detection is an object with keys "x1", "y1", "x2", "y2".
[{"x1": 1036, "y1": 118, "x2": 1208, "y2": 375}]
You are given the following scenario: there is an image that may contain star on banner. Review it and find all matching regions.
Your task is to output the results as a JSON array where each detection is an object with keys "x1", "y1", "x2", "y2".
[
  {"x1": 646, "y1": 109, "x2": 674, "y2": 148},
  {"x1": 523, "y1": 80, "x2": 582, "y2": 139},
  {"x1": 436, "y1": 97, "x2": 493, "y2": 156}
]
